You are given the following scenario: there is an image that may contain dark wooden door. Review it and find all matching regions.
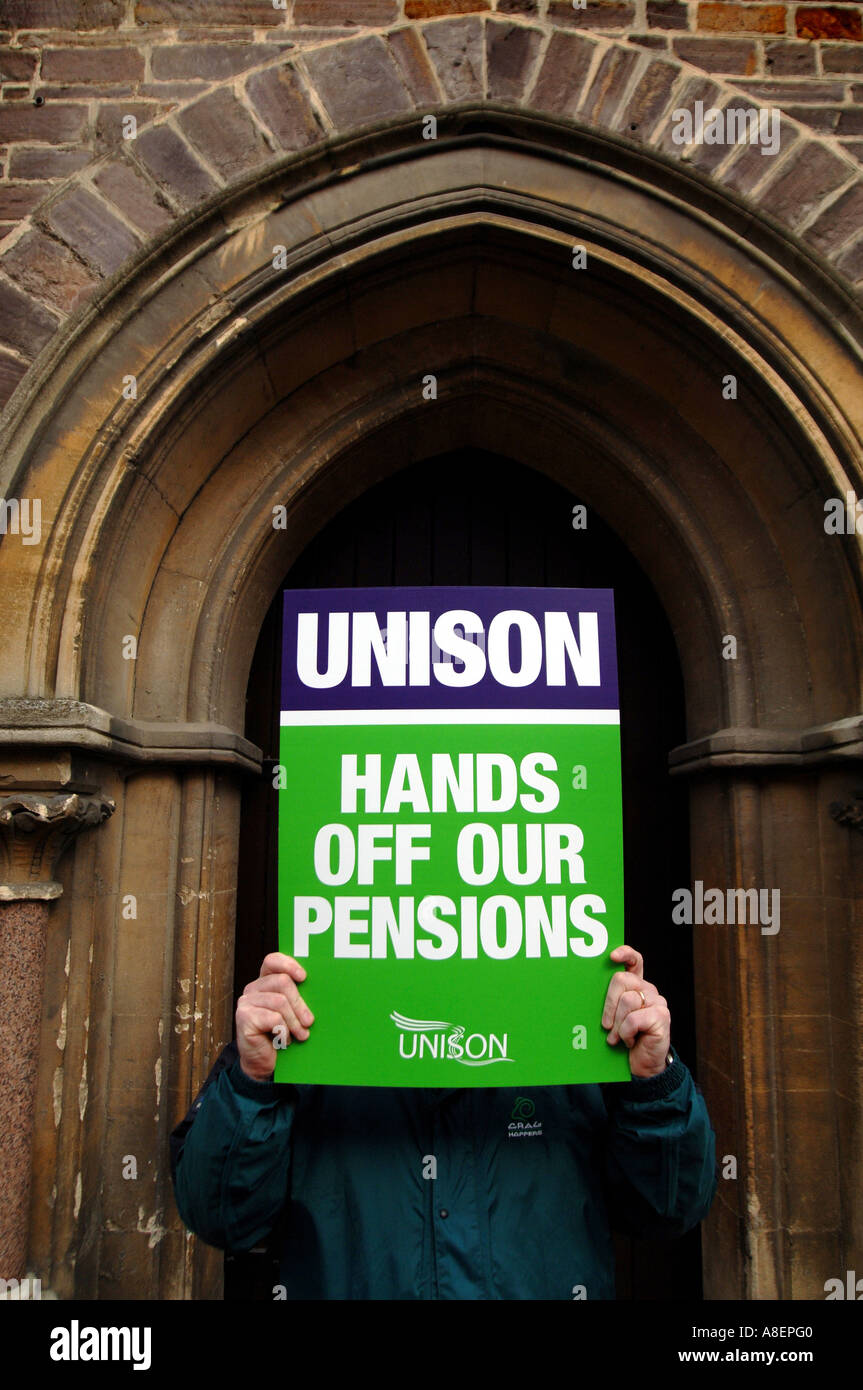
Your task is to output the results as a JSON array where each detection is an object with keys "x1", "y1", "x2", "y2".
[{"x1": 231, "y1": 449, "x2": 701, "y2": 1301}]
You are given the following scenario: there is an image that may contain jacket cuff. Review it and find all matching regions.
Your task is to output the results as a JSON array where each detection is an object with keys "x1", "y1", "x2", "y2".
[
  {"x1": 227, "y1": 1055, "x2": 277, "y2": 1102},
  {"x1": 601, "y1": 1055, "x2": 687, "y2": 1105}
]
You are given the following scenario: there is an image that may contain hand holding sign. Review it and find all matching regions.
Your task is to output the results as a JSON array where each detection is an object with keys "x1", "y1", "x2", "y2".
[
  {"x1": 236, "y1": 952, "x2": 315, "y2": 1081},
  {"x1": 602, "y1": 944, "x2": 671, "y2": 1078}
]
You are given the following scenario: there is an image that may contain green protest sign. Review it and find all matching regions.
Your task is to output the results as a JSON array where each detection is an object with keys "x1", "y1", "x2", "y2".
[{"x1": 276, "y1": 588, "x2": 630, "y2": 1087}]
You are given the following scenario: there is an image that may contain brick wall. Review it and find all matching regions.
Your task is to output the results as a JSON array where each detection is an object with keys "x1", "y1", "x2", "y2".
[
  {"x1": 2, "y1": 2, "x2": 863, "y2": 234},
  {"x1": 0, "y1": 0, "x2": 861, "y2": 410}
]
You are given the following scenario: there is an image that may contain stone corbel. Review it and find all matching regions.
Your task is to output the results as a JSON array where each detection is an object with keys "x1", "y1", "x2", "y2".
[{"x1": 0, "y1": 792, "x2": 115, "y2": 900}]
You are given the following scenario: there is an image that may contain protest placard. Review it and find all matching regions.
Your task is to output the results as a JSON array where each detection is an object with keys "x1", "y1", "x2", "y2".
[{"x1": 276, "y1": 587, "x2": 630, "y2": 1086}]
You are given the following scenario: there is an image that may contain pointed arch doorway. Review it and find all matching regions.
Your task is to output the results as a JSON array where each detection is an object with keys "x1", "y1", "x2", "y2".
[{"x1": 233, "y1": 447, "x2": 700, "y2": 1302}]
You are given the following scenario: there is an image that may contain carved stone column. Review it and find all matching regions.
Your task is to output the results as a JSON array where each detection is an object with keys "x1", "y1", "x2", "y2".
[{"x1": 0, "y1": 793, "x2": 114, "y2": 1280}]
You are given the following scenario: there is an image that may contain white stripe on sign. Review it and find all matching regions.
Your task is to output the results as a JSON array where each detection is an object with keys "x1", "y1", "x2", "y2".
[{"x1": 279, "y1": 709, "x2": 620, "y2": 726}]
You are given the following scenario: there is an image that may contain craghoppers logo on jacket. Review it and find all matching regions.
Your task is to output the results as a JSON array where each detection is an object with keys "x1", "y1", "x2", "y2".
[
  {"x1": 390, "y1": 1011, "x2": 515, "y2": 1066},
  {"x1": 508, "y1": 1096, "x2": 543, "y2": 1139}
]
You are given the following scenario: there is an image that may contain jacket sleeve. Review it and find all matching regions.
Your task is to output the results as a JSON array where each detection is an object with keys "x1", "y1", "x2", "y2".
[
  {"x1": 171, "y1": 1046, "x2": 298, "y2": 1252},
  {"x1": 598, "y1": 1055, "x2": 717, "y2": 1239}
]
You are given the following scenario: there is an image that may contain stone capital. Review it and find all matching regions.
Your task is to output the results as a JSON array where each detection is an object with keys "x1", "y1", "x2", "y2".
[{"x1": 0, "y1": 793, "x2": 115, "y2": 901}]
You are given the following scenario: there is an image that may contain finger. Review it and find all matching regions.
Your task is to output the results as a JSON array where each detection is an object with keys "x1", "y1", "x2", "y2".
[
  {"x1": 606, "y1": 988, "x2": 650, "y2": 1045},
  {"x1": 260, "y1": 952, "x2": 307, "y2": 983},
  {"x1": 244, "y1": 975, "x2": 315, "y2": 1026},
  {"x1": 244, "y1": 989, "x2": 311, "y2": 1041},
  {"x1": 236, "y1": 1003, "x2": 288, "y2": 1045},
  {"x1": 609, "y1": 945, "x2": 644, "y2": 979},
  {"x1": 618, "y1": 1002, "x2": 670, "y2": 1049},
  {"x1": 601, "y1": 971, "x2": 654, "y2": 1029},
  {"x1": 607, "y1": 989, "x2": 663, "y2": 1045},
  {"x1": 235, "y1": 1006, "x2": 281, "y2": 1078}
]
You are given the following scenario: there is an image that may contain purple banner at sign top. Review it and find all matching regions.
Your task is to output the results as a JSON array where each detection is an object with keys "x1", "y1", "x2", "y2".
[{"x1": 281, "y1": 587, "x2": 618, "y2": 713}]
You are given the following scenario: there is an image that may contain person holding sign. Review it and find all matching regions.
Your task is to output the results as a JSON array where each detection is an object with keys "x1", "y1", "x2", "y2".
[
  {"x1": 170, "y1": 941, "x2": 716, "y2": 1300},
  {"x1": 172, "y1": 588, "x2": 716, "y2": 1297}
]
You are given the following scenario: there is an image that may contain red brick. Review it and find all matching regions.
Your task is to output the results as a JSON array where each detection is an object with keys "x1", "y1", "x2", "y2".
[
  {"x1": 304, "y1": 35, "x2": 414, "y2": 122},
  {"x1": 549, "y1": 0, "x2": 636, "y2": 28},
  {"x1": 37, "y1": 83, "x2": 138, "y2": 98},
  {"x1": 173, "y1": 26, "x2": 259, "y2": 39},
  {"x1": 647, "y1": 0, "x2": 689, "y2": 27},
  {"x1": 673, "y1": 37, "x2": 759, "y2": 72},
  {"x1": 133, "y1": 124, "x2": 218, "y2": 209},
  {"x1": 41, "y1": 47, "x2": 144, "y2": 82},
  {"x1": 422, "y1": 17, "x2": 484, "y2": 99},
  {"x1": 0, "y1": 48, "x2": 37, "y2": 83},
  {"x1": 486, "y1": 20, "x2": 542, "y2": 101},
  {"x1": 803, "y1": 179, "x2": 863, "y2": 250},
  {"x1": 784, "y1": 103, "x2": 840, "y2": 128},
  {"x1": 245, "y1": 64, "x2": 324, "y2": 151},
  {"x1": 2, "y1": 84, "x2": 31, "y2": 98},
  {"x1": 0, "y1": 181, "x2": 44, "y2": 218},
  {"x1": 497, "y1": 0, "x2": 538, "y2": 11},
  {"x1": 854, "y1": 79, "x2": 863, "y2": 93},
  {"x1": 2, "y1": 226, "x2": 98, "y2": 312},
  {"x1": 95, "y1": 101, "x2": 161, "y2": 151},
  {"x1": 42, "y1": 184, "x2": 140, "y2": 275},
  {"x1": 731, "y1": 77, "x2": 846, "y2": 98},
  {"x1": 837, "y1": 105, "x2": 863, "y2": 129},
  {"x1": 150, "y1": 43, "x2": 274, "y2": 81},
  {"x1": 1, "y1": 1, "x2": 123, "y2": 25},
  {"x1": 0, "y1": 104, "x2": 86, "y2": 143},
  {"x1": 532, "y1": 30, "x2": 597, "y2": 115},
  {"x1": 631, "y1": 33, "x2": 670, "y2": 48},
  {"x1": 669, "y1": 83, "x2": 750, "y2": 170},
  {"x1": 294, "y1": 0, "x2": 399, "y2": 20},
  {"x1": 134, "y1": 1, "x2": 281, "y2": 22},
  {"x1": 822, "y1": 41, "x2": 863, "y2": 68},
  {"x1": 654, "y1": 73, "x2": 724, "y2": 161},
  {"x1": 177, "y1": 88, "x2": 273, "y2": 182},
  {"x1": 93, "y1": 159, "x2": 174, "y2": 235},
  {"x1": 617, "y1": 55, "x2": 680, "y2": 138},
  {"x1": 796, "y1": 6, "x2": 863, "y2": 40},
  {"x1": 140, "y1": 81, "x2": 208, "y2": 99},
  {"x1": 279, "y1": 28, "x2": 355, "y2": 43},
  {"x1": 405, "y1": 0, "x2": 487, "y2": 15},
  {"x1": 386, "y1": 26, "x2": 442, "y2": 104},
  {"x1": 720, "y1": 111, "x2": 799, "y2": 189},
  {"x1": 581, "y1": 45, "x2": 641, "y2": 122},
  {"x1": 8, "y1": 145, "x2": 90, "y2": 177},
  {"x1": 0, "y1": 274, "x2": 58, "y2": 357},
  {"x1": 698, "y1": 4, "x2": 787, "y2": 34},
  {"x1": 759, "y1": 140, "x2": 853, "y2": 228},
  {"x1": 764, "y1": 39, "x2": 818, "y2": 72}
]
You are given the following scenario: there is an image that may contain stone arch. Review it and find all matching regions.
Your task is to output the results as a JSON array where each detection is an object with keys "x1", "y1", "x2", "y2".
[
  {"x1": 2, "y1": 17, "x2": 863, "y2": 419},
  {"x1": 0, "y1": 108, "x2": 861, "y2": 1299}
]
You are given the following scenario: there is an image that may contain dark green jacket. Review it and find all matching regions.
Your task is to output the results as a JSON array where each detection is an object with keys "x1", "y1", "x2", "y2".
[{"x1": 171, "y1": 1044, "x2": 716, "y2": 1300}]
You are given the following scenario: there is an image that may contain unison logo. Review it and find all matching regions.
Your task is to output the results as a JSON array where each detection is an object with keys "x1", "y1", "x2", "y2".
[
  {"x1": 296, "y1": 609, "x2": 601, "y2": 689},
  {"x1": 390, "y1": 1010, "x2": 514, "y2": 1066}
]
